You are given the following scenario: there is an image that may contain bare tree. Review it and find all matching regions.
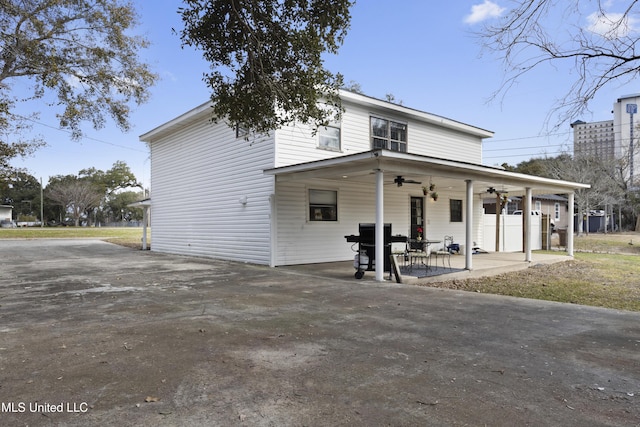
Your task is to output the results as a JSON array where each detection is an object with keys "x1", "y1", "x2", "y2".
[
  {"x1": 47, "y1": 178, "x2": 102, "y2": 226},
  {"x1": 545, "y1": 153, "x2": 627, "y2": 232},
  {"x1": 479, "y1": 1, "x2": 640, "y2": 125}
]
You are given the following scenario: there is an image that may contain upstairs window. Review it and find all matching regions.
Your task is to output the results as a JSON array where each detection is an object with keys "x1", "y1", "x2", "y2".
[
  {"x1": 235, "y1": 124, "x2": 249, "y2": 139},
  {"x1": 371, "y1": 117, "x2": 407, "y2": 152},
  {"x1": 318, "y1": 125, "x2": 340, "y2": 151}
]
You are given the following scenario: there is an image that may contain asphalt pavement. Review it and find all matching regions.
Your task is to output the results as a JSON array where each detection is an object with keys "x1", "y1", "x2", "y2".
[{"x1": 0, "y1": 239, "x2": 638, "y2": 426}]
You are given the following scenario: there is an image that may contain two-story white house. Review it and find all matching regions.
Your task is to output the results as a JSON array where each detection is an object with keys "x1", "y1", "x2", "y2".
[{"x1": 140, "y1": 90, "x2": 588, "y2": 281}]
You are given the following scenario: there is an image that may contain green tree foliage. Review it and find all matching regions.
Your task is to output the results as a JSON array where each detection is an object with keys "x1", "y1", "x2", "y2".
[
  {"x1": 0, "y1": 171, "x2": 41, "y2": 220},
  {"x1": 105, "y1": 190, "x2": 144, "y2": 222},
  {"x1": 44, "y1": 161, "x2": 142, "y2": 225},
  {"x1": 80, "y1": 160, "x2": 140, "y2": 196},
  {"x1": 479, "y1": 1, "x2": 640, "y2": 125},
  {"x1": 81, "y1": 161, "x2": 141, "y2": 224},
  {"x1": 178, "y1": 0, "x2": 354, "y2": 135},
  {"x1": 0, "y1": 0, "x2": 157, "y2": 174}
]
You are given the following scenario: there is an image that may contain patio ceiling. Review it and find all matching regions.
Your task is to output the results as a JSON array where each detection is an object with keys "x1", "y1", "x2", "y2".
[{"x1": 264, "y1": 149, "x2": 590, "y2": 196}]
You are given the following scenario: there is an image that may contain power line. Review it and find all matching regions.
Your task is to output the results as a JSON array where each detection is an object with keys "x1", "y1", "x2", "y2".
[
  {"x1": 483, "y1": 150, "x2": 566, "y2": 160},
  {"x1": 12, "y1": 113, "x2": 148, "y2": 153},
  {"x1": 484, "y1": 143, "x2": 567, "y2": 152},
  {"x1": 484, "y1": 129, "x2": 574, "y2": 143}
]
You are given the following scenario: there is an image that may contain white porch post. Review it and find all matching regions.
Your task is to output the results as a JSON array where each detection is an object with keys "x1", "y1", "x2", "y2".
[
  {"x1": 375, "y1": 169, "x2": 384, "y2": 281},
  {"x1": 524, "y1": 187, "x2": 532, "y2": 262},
  {"x1": 567, "y1": 192, "x2": 575, "y2": 257},
  {"x1": 142, "y1": 206, "x2": 148, "y2": 250},
  {"x1": 465, "y1": 180, "x2": 473, "y2": 270}
]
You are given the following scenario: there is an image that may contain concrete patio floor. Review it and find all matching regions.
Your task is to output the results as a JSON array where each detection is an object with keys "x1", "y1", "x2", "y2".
[{"x1": 282, "y1": 251, "x2": 572, "y2": 285}]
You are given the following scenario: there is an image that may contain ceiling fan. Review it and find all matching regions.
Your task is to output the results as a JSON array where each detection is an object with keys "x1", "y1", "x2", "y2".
[{"x1": 393, "y1": 175, "x2": 422, "y2": 187}]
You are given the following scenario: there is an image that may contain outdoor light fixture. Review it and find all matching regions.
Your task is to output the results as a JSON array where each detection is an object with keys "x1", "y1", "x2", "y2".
[{"x1": 239, "y1": 195, "x2": 248, "y2": 205}]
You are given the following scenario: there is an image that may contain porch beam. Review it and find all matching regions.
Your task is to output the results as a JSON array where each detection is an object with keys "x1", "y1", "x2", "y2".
[
  {"x1": 567, "y1": 192, "x2": 575, "y2": 256},
  {"x1": 465, "y1": 180, "x2": 473, "y2": 270},
  {"x1": 524, "y1": 187, "x2": 532, "y2": 262},
  {"x1": 375, "y1": 169, "x2": 384, "y2": 282}
]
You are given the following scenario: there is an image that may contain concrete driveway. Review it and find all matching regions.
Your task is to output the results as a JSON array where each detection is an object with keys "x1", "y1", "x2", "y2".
[{"x1": 0, "y1": 239, "x2": 638, "y2": 426}]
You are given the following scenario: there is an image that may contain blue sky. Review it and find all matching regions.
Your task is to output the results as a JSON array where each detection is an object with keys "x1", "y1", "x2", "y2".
[{"x1": 11, "y1": 0, "x2": 639, "y2": 186}]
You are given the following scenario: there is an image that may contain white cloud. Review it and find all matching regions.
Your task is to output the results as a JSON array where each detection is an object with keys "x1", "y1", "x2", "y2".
[
  {"x1": 586, "y1": 11, "x2": 639, "y2": 39},
  {"x1": 464, "y1": 0, "x2": 505, "y2": 25}
]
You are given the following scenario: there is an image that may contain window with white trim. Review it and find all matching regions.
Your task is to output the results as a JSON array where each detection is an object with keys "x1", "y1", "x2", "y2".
[
  {"x1": 309, "y1": 189, "x2": 337, "y2": 221},
  {"x1": 370, "y1": 117, "x2": 407, "y2": 152},
  {"x1": 450, "y1": 199, "x2": 463, "y2": 223},
  {"x1": 318, "y1": 125, "x2": 340, "y2": 151},
  {"x1": 554, "y1": 203, "x2": 560, "y2": 220}
]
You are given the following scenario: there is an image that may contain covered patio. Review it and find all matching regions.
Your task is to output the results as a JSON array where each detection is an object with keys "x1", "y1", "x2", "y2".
[
  {"x1": 282, "y1": 251, "x2": 572, "y2": 285},
  {"x1": 266, "y1": 149, "x2": 589, "y2": 281}
]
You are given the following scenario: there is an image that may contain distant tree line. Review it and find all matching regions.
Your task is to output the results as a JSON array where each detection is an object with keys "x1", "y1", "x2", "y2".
[
  {"x1": 502, "y1": 149, "x2": 639, "y2": 231},
  {"x1": 1, "y1": 161, "x2": 146, "y2": 227}
]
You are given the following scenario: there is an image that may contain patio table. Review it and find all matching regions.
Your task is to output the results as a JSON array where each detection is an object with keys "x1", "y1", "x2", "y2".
[{"x1": 407, "y1": 239, "x2": 441, "y2": 271}]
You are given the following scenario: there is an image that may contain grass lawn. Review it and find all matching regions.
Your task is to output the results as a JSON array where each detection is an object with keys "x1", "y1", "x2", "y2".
[
  {"x1": 421, "y1": 231, "x2": 640, "y2": 312},
  {"x1": 429, "y1": 252, "x2": 640, "y2": 312},
  {"x1": 0, "y1": 227, "x2": 148, "y2": 249}
]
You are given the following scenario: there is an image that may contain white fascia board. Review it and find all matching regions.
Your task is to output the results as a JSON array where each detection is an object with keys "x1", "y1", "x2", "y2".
[
  {"x1": 264, "y1": 151, "x2": 378, "y2": 175},
  {"x1": 378, "y1": 150, "x2": 590, "y2": 191},
  {"x1": 265, "y1": 149, "x2": 590, "y2": 192},
  {"x1": 139, "y1": 101, "x2": 213, "y2": 143}
]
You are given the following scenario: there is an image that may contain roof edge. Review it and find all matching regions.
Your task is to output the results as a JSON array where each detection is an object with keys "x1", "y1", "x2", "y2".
[{"x1": 139, "y1": 101, "x2": 213, "y2": 142}]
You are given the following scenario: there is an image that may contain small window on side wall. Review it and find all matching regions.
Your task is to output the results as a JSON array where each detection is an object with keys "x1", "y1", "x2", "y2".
[
  {"x1": 236, "y1": 124, "x2": 249, "y2": 139},
  {"x1": 309, "y1": 189, "x2": 337, "y2": 221},
  {"x1": 450, "y1": 199, "x2": 463, "y2": 222},
  {"x1": 318, "y1": 125, "x2": 340, "y2": 151}
]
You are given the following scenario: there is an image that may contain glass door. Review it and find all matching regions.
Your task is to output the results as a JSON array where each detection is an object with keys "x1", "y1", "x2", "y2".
[{"x1": 410, "y1": 197, "x2": 424, "y2": 250}]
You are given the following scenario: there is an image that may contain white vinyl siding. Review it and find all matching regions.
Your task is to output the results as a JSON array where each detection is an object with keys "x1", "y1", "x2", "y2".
[
  {"x1": 274, "y1": 180, "x2": 472, "y2": 265},
  {"x1": 144, "y1": 92, "x2": 491, "y2": 267},
  {"x1": 149, "y1": 119, "x2": 275, "y2": 264},
  {"x1": 274, "y1": 101, "x2": 484, "y2": 167}
]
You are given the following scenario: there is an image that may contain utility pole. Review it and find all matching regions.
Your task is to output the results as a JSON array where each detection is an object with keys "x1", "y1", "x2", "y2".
[{"x1": 40, "y1": 177, "x2": 44, "y2": 227}]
